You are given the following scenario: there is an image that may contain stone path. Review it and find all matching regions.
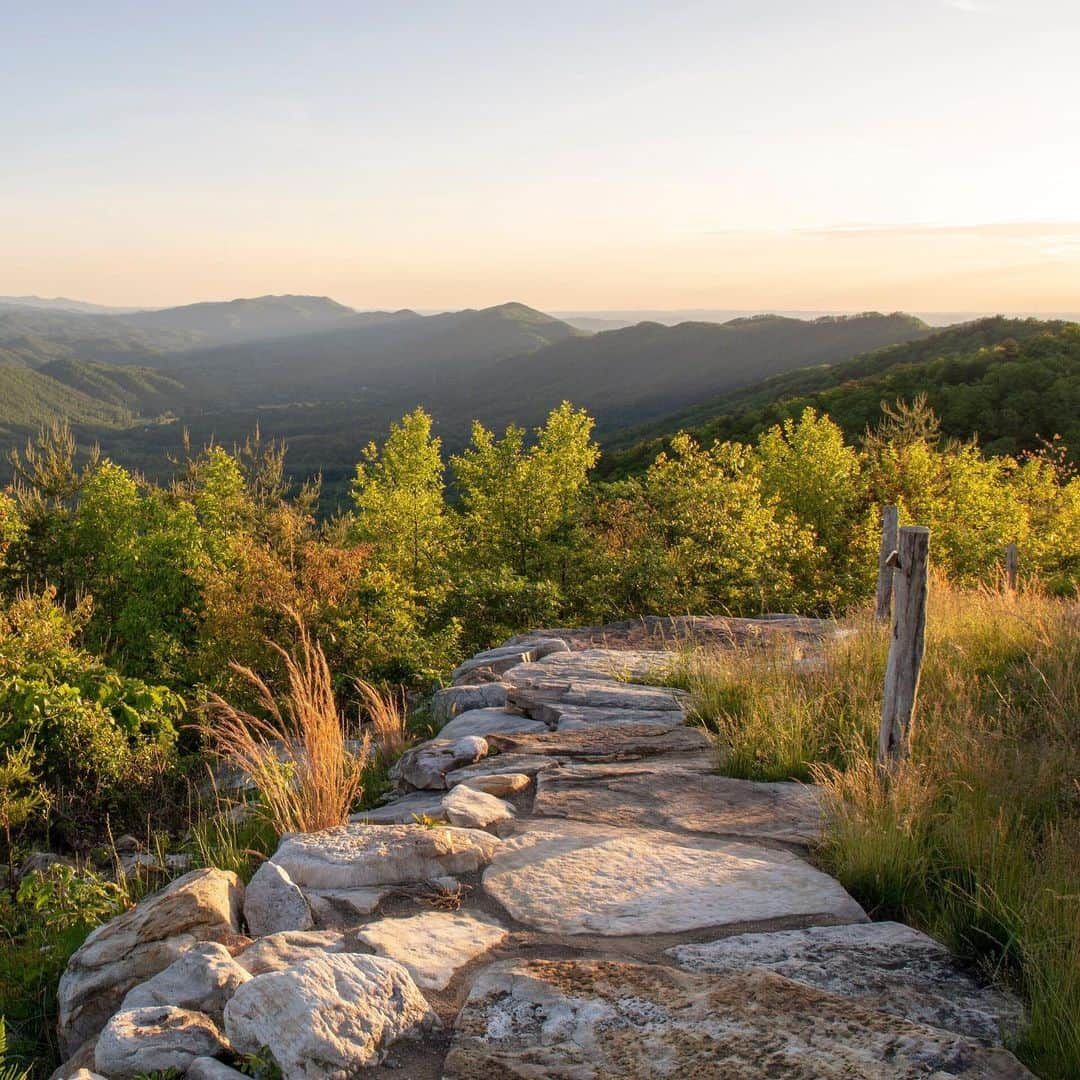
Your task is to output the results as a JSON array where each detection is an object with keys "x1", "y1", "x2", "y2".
[{"x1": 53, "y1": 617, "x2": 1033, "y2": 1079}]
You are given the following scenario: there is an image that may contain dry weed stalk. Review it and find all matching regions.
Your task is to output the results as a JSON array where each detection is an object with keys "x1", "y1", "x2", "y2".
[
  {"x1": 354, "y1": 678, "x2": 409, "y2": 761},
  {"x1": 206, "y1": 615, "x2": 369, "y2": 834}
]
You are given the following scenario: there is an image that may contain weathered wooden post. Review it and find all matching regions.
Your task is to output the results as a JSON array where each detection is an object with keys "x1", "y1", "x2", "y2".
[
  {"x1": 875, "y1": 505, "x2": 900, "y2": 622},
  {"x1": 1004, "y1": 543, "x2": 1019, "y2": 594},
  {"x1": 877, "y1": 525, "x2": 930, "y2": 767}
]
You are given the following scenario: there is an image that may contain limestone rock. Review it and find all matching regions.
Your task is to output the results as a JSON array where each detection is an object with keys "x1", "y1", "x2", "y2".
[
  {"x1": 356, "y1": 911, "x2": 508, "y2": 990},
  {"x1": 272, "y1": 823, "x2": 499, "y2": 890},
  {"x1": 351, "y1": 791, "x2": 448, "y2": 825},
  {"x1": 506, "y1": 677, "x2": 686, "y2": 723},
  {"x1": 442, "y1": 784, "x2": 515, "y2": 830},
  {"x1": 224, "y1": 953, "x2": 435, "y2": 1079},
  {"x1": 452, "y1": 640, "x2": 570, "y2": 685},
  {"x1": 58, "y1": 867, "x2": 243, "y2": 1054},
  {"x1": 455, "y1": 772, "x2": 532, "y2": 798},
  {"x1": 444, "y1": 959, "x2": 1032, "y2": 1079},
  {"x1": 488, "y1": 723, "x2": 711, "y2": 763},
  {"x1": 186, "y1": 1058, "x2": 248, "y2": 1080},
  {"x1": 304, "y1": 887, "x2": 389, "y2": 929},
  {"x1": 537, "y1": 647, "x2": 676, "y2": 682},
  {"x1": 532, "y1": 761, "x2": 825, "y2": 844},
  {"x1": 94, "y1": 1006, "x2": 228, "y2": 1079},
  {"x1": 669, "y1": 921, "x2": 1025, "y2": 1044},
  {"x1": 430, "y1": 683, "x2": 509, "y2": 726},
  {"x1": 482, "y1": 820, "x2": 866, "y2": 935},
  {"x1": 236, "y1": 929, "x2": 346, "y2": 975},
  {"x1": 119, "y1": 942, "x2": 251, "y2": 1025},
  {"x1": 437, "y1": 708, "x2": 547, "y2": 741},
  {"x1": 444, "y1": 753, "x2": 557, "y2": 788},
  {"x1": 393, "y1": 735, "x2": 489, "y2": 790},
  {"x1": 243, "y1": 860, "x2": 313, "y2": 938}
]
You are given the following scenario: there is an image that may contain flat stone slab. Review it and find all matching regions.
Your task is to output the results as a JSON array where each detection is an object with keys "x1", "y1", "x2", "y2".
[
  {"x1": 272, "y1": 824, "x2": 499, "y2": 890},
  {"x1": 546, "y1": 705, "x2": 686, "y2": 729},
  {"x1": 533, "y1": 761, "x2": 824, "y2": 844},
  {"x1": 443, "y1": 959, "x2": 1033, "y2": 1078},
  {"x1": 482, "y1": 820, "x2": 866, "y2": 936},
  {"x1": 351, "y1": 792, "x2": 448, "y2": 825},
  {"x1": 506, "y1": 678, "x2": 687, "y2": 723},
  {"x1": 445, "y1": 753, "x2": 558, "y2": 787},
  {"x1": 436, "y1": 708, "x2": 547, "y2": 741},
  {"x1": 669, "y1": 922, "x2": 1025, "y2": 1044},
  {"x1": 356, "y1": 911, "x2": 508, "y2": 990},
  {"x1": 537, "y1": 647, "x2": 677, "y2": 682},
  {"x1": 488, "y1": 723, "x2": 711, "y2": 763}
]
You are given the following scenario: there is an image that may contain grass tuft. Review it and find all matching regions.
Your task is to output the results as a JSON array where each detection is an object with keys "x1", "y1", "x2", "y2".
[{"x1": 205, "y1": 615, "x2": 371, "y2": 835}]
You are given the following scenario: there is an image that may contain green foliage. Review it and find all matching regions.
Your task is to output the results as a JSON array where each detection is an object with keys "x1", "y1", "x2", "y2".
[
  {"x1": 15, "y1": 864, "x2": 126, "y2": 934},
  {"x1": 0, "y1": 1020, "x2": 31, "y2": 1080},
  {"x1": 351, "y1": 408, "x2": 451, "y2": 588},
  {"x1": 236, "y1": 1047, "x2": 283, "y2": 1080},
  {"x1": 602, "y1": 319, "x2": 1080, "y2": 476},
  {"x1": 452, "y1": 401, "x2": 599, "y2": 579}
]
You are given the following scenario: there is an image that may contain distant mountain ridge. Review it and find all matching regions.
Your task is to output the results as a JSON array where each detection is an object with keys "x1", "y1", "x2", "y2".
[{"x1": 0, "y1": 294, "x2": 952, "y2": 501}]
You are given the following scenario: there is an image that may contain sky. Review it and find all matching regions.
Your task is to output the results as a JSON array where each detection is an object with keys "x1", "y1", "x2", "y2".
[{"x1": 2, "y1": 1, "x2": 1078, "y2": 313}]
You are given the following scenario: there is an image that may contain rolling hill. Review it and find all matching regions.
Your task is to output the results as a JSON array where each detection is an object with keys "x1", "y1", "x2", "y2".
[
  {"x1": 597, "y1": 317, "x2": 1080, "y2": 476},
  {"x1": 0, "y1": 298, "x2": 943, "y2": 501}
]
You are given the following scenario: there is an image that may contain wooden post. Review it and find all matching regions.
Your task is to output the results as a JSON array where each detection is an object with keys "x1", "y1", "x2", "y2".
[
  {"x1": 1004, "y1": 543, "x2": 1019, "y2": 594},
  {"x1": 874, "y1": 505, "x2": 900, "y2": 622},
  {"x1": 878, "y1": 525, "x2": 930, "y2": 767}
]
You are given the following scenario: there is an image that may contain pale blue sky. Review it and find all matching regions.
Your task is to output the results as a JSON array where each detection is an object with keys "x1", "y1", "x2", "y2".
[{"x1": 2, "y1": 1, "x2": 1078, "y2": 310}]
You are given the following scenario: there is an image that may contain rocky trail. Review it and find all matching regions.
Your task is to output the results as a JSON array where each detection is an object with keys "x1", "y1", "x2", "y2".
[{"x1": 52, "y1": 617, "x2": 1032, "y2": 1079}]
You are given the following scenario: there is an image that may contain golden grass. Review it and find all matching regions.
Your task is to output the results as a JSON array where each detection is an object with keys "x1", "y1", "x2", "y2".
[
  {"x1": 672, "y1": 580, "x2": 1080, "y2": 1078},
  {"x1": 205, "y1": 617, "x2": 371, "y2": 835}
]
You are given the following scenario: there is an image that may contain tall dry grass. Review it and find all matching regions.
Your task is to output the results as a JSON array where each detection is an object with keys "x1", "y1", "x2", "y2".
[
  {"x1": 675, "y1": 580, "x2": 1079, "y2": 1078},
  {"x1": 205, "y1": 618, "x2": 371, "y2": 834}
]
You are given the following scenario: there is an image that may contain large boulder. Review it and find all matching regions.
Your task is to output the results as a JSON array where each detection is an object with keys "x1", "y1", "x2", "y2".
[
  {"x1": 243, "y1": 860, "x2": 313, "y2": 938},
  {"x1": 235, "y1": 929, "x2": 346, "y2": 975},
  {"x1": 272, "y1": 823, "x2": 500, "y2": 890},
  {"x1": 444, "y1": 959, "x2": 1033, "y2": 1078},
  {"x1": 392, "y1": 736, "x2": 489, "y2": 790},
  {"x1": 118, "y1": 942, "x2": 251, "y2": 1026},
  {"x1": 94, "y1": 1006, "x2": 228, "y2": 1079},
  {"x1": 58, "y1": 868, "x2": 243, "y2": 1055},
  {"x1": 224, "y1": 953, "x2": 435, "y2": 1078}
]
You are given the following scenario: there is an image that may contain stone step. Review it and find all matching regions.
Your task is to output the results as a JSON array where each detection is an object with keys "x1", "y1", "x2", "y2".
[
  {"x1": 668, "y1": 922, "x2": 1025, "y2": 1045},
  {"x1": 533, "y1": 760, "x2": 824, "y2": 845},
  {"x1": 443, "y1": 958, "x2": 1033, "y2": 1079},
  {"x1": 481, "y1": 819, "x2": 867, "y2": 936}
]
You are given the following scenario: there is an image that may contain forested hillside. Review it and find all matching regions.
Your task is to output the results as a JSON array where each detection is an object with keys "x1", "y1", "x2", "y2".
[
  {"x1": 600, "y1": 318, "x2": 1080, "y2": 476},
  {"x1": 0, "y1": 300, "x2": 937, "y2": 501}
]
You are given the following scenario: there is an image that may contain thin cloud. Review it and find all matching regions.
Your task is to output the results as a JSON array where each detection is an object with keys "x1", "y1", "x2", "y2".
[{"x1": 942, "y1": 0, "x2": 989, "y2": 12}]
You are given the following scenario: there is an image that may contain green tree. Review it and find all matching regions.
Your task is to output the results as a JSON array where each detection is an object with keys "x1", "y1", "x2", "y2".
[
  {"x1": 452, "y1": 402, "x2": 599, "y2": 578},
  {"x1": 350, "y1": 409, "x2": 451, "y2": 587}
]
